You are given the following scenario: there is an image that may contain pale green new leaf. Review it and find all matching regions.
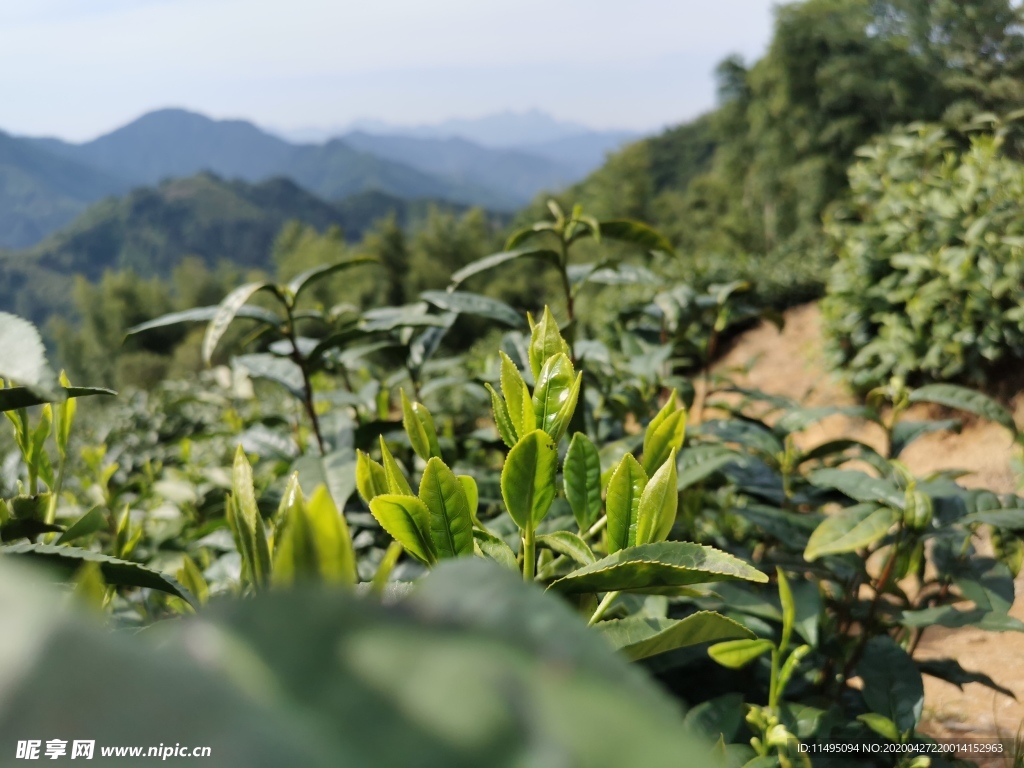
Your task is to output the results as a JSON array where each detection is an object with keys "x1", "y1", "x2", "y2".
[
  {"x1": 536, "y1": 531, "x2": 596, "y2": 566},
  {"x1": 355, "y1": 450, "x2": 389, "y2": 505},
  {"x1": 458, "y1": 475, "x2": 479, "y2": 523},
  {"x1": 500, "y1": 351, "x2": 534, "y2": 438},
  {"x1": 635, "y1": 449, "x2": 678, "y2": 546},
  {"x1": 708, "y1": 638, "x2": 774, "y2": 669},
  {"x1": 401, "y1": 389, "x2": 441, "y2": 461},
  {"x1": 550, "y1": 541, "x2": 768, "y2": 594},
  {"x1": 777, "y1": 568, "x2": 795, "y2": 653},
  {"x1": 379, "y1": 436, "x2": 414, "y2": 496},
  {"x1": 564, "y1": 432, "x2": 603, "y2": 531},
  {"x1": 527, "y1": 307, "x2": 570, "y2": 381},
  {"x1": 369, "y1": 494, "x2": 436, "y2": 566},
  {"x1": 531, "y1": 353, "x2": 580, "y2": 443},
  {"x1": 642, "y1": 394, "x2": 686, "y2": 475},
  {"x1": 231, "y1": 445, "x2": 271, "y2": 588},
  {"x1": 500, "y1": 429, "x2": 558, "y2": 530},
  {"x1": 599, "y1": 612, "x2": 754, "y2": 661},
  {"x1": 472, "y1": 529, "x2": 518, "y2": 570},
  {"x1": 419, "y1": 458, "x2": 474, "y2": 559},
  {"x1": 305, "y1": 485, "x2": 357, "y2": 585},
  {"x1": 485, "y1": 384, "x2": 517, "y2": 448},
  {"x1": 605, "y1": 454, "x2": 648, "y2": 553}
]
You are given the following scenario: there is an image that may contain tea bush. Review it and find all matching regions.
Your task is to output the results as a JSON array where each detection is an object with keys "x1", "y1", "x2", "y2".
[
  {"x1": 823, "y1": 122, "x2": 1024, "y2": 391},
  {"x1": 3, "y1": 202, "x2": 1024, "y2": 767}
]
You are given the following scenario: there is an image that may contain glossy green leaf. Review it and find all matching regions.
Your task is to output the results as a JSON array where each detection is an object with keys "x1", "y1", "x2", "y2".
[
  {"x1": 707, "y1": 638, "x2": 774, "y2": 669},
  {"x1": 55, "y1": 507, "x2": 105, "y2": 545},
  {"x1": 600, "y1": 612, "x2": 754, "y2": 661},
  {"x1": 642, "y1": 393, "x2": 686, "y2": 474},
  {"x1": 231, "y1": 445, "x2": 272, "y2": 588},
  {"x1": 449, "y1": 247, "x2": 562, "y2": 287},
  {"x1": 531, "y1": 353, "x2": 580, "y2": 443},
  {"x1": 379, "y1": 436, "x2": 414, "y2": 496},
  {"x1": 2, "y1": 543, "x2": 195, "y2": 606},
  {"x1": 564, "y1": 432, "x2": 603, "y2": 531},
  {"x1": 605, "y1": 454, "x2": 648, "y2": 553},
  {"x1": 0, "y1": 386, "x2": 116, "y2": 414},
  {"x1": 500, "y1": 351, "x2": 535, "y2": 438},
  {"x1": 370, "y1": 494, "x2": 436, "y2": 566},
  {"x1": 500, "y1": 429, "x2": 558, "y2": 530},
  {"x1": 306, "y1": 485, "x2": 357, "y2": 584},
  {"x1": 598, "y1": 219, "x2": 676, "y2": 256},
  {"x1": 635, "y1": 449, "x2": 678, "y2": 546},
  {"x1": 203, "y1": 282, "x2": 279, "y2": 364},
  {"x1": 485, "y1": 383, "x2": 517, "y2": 448},
  {"x1": 909, "y1": 384, "x2": 1017, "y2": 436},
  {"x1": 355, "y1": 450, "x2": 389, "y2": 505},
  {"x1": 550, "y1": 541, "x2": 768, "y2": 594},
  {"x1": 527, "y1": 307, "x2": 571, "y2": 381},
  {"x1": 458, "y1": 475, "x2": 479, "y2": 523},
  {"x1": 419, "y1": 458, "x2": 474, "y2": 559},
  {"x1": 420, "y1": 290, "x2": 525, "y2": 328},
  {"x1": 401, "y1": 389, "x2": 441, "y2": 461},
  {"x1": 804, "y1": 504, "x2": 898, "y2": 561},
  {"x1": 536, "y1": 531, "x2": 596, "y2": 566},
  {"x1": 176, "y1": 556, "x2": 209, "y2": 607},
  {"x1": 472, "y1": 529, "x2": 518, "y2": 570}
]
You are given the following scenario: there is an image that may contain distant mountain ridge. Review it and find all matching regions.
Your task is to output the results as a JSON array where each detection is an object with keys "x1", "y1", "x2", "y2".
[
  {"x1": 0, "y1": 172, "x2": 481, "y2": 324},
  {"x1": 2, "y1": 107, "x2": 641, "y2": 251}
]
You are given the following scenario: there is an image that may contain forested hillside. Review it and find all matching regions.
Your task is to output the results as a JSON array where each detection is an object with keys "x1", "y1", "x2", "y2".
[{"x1": 547, "y1": 0, "x2": 1024, "y2": 307}]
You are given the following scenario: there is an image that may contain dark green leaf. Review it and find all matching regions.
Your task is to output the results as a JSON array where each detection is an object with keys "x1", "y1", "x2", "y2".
[
  {"x1": 857, "y1": 636, "x2": 923, "y2": 733},
  {"x1": 804, "y1": 504, "x2": 897, "y2": 561},
  {"x1": 599, "y1": 612, "x2": 754, "y2": 661},
  {"x1": 564, "y1": 432, "x2": 603, "y2": 531},
  {"x1": 1, "y1": 543, "x2": 195, "y2": 606},
  {"x1": 598, "y1": 220, "x2": 675, "y2": 256},
  {"x1": 909, "y1": 384, "x2": 1017, "y2": 436},
  {"x1": 0, "y1": 387, "x2": 116, "y2": 413}
]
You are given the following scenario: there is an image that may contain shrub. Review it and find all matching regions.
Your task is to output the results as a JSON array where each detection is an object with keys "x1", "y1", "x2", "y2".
[{"x1": 822, "y1": 123, "x2": 1024, "y2": 392}]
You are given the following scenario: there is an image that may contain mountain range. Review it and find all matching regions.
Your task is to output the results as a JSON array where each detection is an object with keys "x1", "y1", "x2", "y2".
[
  {"x1": 2, "y1": 108, "x2": 639, "y2": 250},
  {"x1": 0, "y1": 172, "x2": 482, "y2": 324}
]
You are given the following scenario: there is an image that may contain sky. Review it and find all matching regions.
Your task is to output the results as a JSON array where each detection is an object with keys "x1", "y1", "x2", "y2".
[{"x1": 0, "y1": 0, "x2": 778, "y2": 141}]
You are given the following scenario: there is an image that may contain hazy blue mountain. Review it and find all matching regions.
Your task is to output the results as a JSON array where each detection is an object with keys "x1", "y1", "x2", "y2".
[
  {"x1": 290, "y1": 109, "x2": 643, "y2": 149},
  {"x1": 285, "y1": 139, "x2": 516, "y2": 209},
  {"x1": 341, "y1": 132, "x2": 576, "y2": 202},
  {"x1": 0, "y1": 172, "x2": 476, "y2": 324},
  {"x1": 22, "y1": 109, "x2": 520, "y2": 215},
  {"x1": 0, "y1": 131, "x2": 127, "y2": 248},
  {"x1": 32, "y1": 109, "x2": 295, "y2": 185},
  {"x1": 514, "y1": 131, "x2": 640, "y2": 177}
]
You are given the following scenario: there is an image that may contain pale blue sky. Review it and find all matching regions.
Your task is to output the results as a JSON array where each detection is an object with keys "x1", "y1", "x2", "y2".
[{"x1": 0, "y1": 0, "x2": 778, "y2": 141}]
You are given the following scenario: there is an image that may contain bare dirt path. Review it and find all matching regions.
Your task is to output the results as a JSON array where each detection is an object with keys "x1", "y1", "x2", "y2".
[{"x1": 705, "y1": 303, "x2": 1024, "y2": 739}]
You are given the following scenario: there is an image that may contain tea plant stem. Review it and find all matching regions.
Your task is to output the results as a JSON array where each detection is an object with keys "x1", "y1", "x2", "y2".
[
  {"x1": 588, "y1": 591, "x2": 619, "y2": 626},
  {"x1": 282, "y1": 302, "x2": 326, "y2": 455},
  {"x1": 582, "y1": 515, "x2": 607, "y2": 542},
  {"x1": 768, "y1": 648, "x2": 781, "y2": 709},
  {"x1": 522, "y1": 526, "x2": 536, "y2": 582}
]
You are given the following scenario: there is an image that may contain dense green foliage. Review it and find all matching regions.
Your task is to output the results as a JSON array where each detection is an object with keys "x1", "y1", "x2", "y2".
[
  {"x1": 823, "y1": 122, "x2": 1024, "y2": 391},
  {"x1": 3, "y1": 196, "x2": 1024, "y2": 766},
  {"x1": 557, "y1": 0, "x2": 1024, "y2": 309}
]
